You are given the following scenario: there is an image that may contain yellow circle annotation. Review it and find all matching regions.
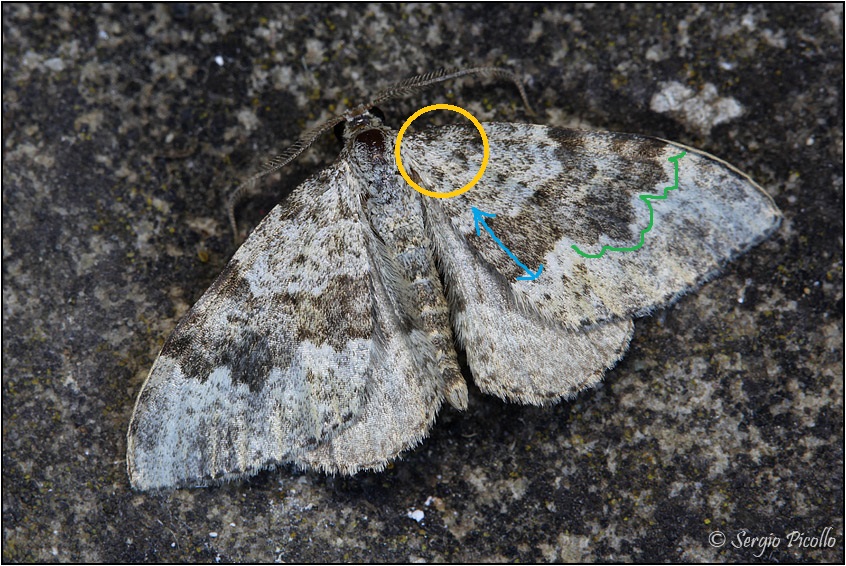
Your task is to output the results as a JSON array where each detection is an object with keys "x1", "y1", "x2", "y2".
[{"x1": 394, "y1": 104, "x2": 489, "y2": 199}]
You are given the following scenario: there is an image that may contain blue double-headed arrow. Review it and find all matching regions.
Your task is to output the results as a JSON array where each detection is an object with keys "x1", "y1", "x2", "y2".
[{"x1": 472, "y1": 207, "x2": 543, "y2": 282}]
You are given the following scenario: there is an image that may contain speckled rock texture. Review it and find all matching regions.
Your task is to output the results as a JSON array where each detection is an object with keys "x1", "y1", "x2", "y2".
[{"x1": 3, "y1": 4, "x2": 842, "y2": 562}]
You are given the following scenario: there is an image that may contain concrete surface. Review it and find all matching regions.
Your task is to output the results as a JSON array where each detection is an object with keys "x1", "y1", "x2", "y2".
[{"x1": 3, "y1": 3, "x2": 842, "y2": 562}]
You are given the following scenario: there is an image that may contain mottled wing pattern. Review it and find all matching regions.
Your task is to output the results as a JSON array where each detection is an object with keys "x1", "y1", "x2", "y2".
[
  {"x1": 405, "y1": 123, "x2": 782, "y2": 325},
  {"x1": 427, "y1": 195, "x2": 635, "y2": 403},
  {"x1": 403, "y1": 123, "x2": 781, "y2": 403},
  {"x1": 298, "y1": 247, "x2": 446, "y2": 473},
  {"x1": 127, "y1": 160, "x2": 430, "y2": 489}
]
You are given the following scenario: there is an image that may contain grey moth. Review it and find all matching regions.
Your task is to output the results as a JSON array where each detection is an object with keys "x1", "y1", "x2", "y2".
[{"x1": 127, "y1": 68, "x2": 781, "y2": 489}]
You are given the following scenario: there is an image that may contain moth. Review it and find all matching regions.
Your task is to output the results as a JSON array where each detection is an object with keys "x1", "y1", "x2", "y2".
[{"x1": 127, "y1": 68, "x2": 782, "y2": 489}]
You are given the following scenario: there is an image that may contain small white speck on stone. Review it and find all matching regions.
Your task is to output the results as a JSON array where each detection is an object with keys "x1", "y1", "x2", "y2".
[
  {"x1": 98, "y1": 30, "x2": 109, "y2": 40},
  {"x1": 526, "y1": 20, "x2": 544, "y2": 43},
  {"x1": 742, "y1": 12, "x2": 757, "y2": 30},
  {"x1": 214, "y1": 55, "x2": 224, "y2": 67},
  {"x1": 645, "y1": 45, "x2": 667, "y2": 62},
  {"x1": 407, "y1": 509, "x2": 425, "y2": 523},
  {"x1": 236, "y1": 108, "x2": 260, "y2": 133},
  {"x1": 424, "y1": 496, "x2": 435, "y2": 506},
  {"x1": 209, "y1": 531, "x2": 218, "y2": 538},
  {"x1": 806, "y1": 136, "x2": 815, "y2": 146},
  {"x1": 762, "y1": 28, "x2": 787, "y2": 49},
  {"x1": 44, "y1": 57, "x2": 65, "y2": 72},
  {"x1": 303, "y1": 38, "x2": 325, "y2": 66}
]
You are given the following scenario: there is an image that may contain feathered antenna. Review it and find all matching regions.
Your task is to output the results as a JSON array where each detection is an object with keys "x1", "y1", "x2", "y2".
[{"x1": 227, "y1": 66, "x2": 533, "y2": 242}]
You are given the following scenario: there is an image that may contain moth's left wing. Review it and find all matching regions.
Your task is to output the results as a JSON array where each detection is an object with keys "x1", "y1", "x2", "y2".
[
  {"x1": 404, "y1": 123, "x2": 780, "y2": 403},
  {"x1": 428, "y1": 188, "x2": 636, "y2": 404},
  {"x1": 406, "y1": 123, "x2": 781, "y2": 327}
]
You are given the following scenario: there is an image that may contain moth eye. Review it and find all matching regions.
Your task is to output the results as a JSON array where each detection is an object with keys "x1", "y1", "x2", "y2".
[
  {"x1": 370, "y1": 106, "x2": 386, "y2": 122},
  {"x1": 333, "y1": 121, "x2": 346, "y2": 144}
]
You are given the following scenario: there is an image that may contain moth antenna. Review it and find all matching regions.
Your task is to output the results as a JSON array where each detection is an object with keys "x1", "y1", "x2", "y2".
[
  {"x1": 228, "y1": 66, "x2": 533, "y2": 243},
  {"x1": 368, "y1": 66, "x2": 535, "y2": 115},
  {"x1": 227, "y1": 116, "x2": 346, "y2": 243}
]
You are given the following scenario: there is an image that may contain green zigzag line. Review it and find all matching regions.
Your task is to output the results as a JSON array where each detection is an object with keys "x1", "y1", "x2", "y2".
[{"x1": 572, "y1": 150, "x2": 687, "y2": 259}]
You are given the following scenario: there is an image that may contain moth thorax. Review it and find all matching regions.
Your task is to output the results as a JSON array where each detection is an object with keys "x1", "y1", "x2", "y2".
[{"x1": 354, "y1": 128, "x2": 388, "y2": 155}]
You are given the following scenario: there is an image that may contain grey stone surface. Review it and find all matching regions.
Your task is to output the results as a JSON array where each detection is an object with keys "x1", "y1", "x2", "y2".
[{"x1": 2, "y1": 3, "x2": 842, "y2": 562}]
